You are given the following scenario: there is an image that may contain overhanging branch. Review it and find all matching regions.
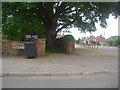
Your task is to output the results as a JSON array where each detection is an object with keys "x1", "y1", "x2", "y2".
[{"x1": 56, "y1": 18, "x2": 77, "y2": 33}]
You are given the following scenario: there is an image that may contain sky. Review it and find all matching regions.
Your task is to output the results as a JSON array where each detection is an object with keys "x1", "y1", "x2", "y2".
[{"x1": 62, "y1": 15, "x2": 118, "y2": 40}]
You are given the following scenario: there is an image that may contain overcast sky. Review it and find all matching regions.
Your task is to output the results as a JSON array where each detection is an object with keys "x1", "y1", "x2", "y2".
[{"x1": 63, "y1": 15, "x2": 118, "y2": 40}]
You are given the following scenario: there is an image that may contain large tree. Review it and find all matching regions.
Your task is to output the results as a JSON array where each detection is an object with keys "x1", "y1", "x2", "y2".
[{"x1": 2, "y1": 2, "x2": 120, "y2": 47}]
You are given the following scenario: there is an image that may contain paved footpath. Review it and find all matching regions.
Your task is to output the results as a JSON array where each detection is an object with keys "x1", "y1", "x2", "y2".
[{"x1": 1, "y1": 47, "x2": 118, "y2": 77}]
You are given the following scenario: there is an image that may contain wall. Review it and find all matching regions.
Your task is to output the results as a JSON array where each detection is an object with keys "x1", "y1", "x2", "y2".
[
  {"x1": 2, "y1": 39, "x2": 46, "y2": 57},
  {"x1": 2, "y1": 39, "x2": 24, "y2": 56}
]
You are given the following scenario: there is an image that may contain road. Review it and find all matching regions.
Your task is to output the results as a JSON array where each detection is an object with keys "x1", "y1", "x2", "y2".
[
  {"x1": 2, "y1": 46, "x2": 118, "y2": 88},
  {"x1": 75, "y1": 44, "x2": 118, "y2": 52},
  {"x1": 98, "y1": 46, "x2": 118, "y2": 52},
  {"x1": 2, "y1": 73, "x2": 118, "y2": 88}
]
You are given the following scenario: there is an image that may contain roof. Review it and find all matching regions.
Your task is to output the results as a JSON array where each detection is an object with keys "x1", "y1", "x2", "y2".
[
  {"x1": 56, "y1": 34, "x2": 64, "y2": 38},
  {"x1": 96, "y1": 36, "x2": 106, "y2": 42}
]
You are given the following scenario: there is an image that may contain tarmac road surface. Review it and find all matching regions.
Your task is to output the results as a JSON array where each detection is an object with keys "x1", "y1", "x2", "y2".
[
  {"x1": 2, "y1": 73, "x2": 118, "y2": 88},
  {"x1": 98, "y1": 46, "x2": 118, "y2": 52},
  {"x1": 2, "y1": 46, "x2": 118, "y2": 88}
]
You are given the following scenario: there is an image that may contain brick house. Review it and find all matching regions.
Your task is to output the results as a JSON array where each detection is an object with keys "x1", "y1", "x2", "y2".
[
  {"x1": 95, "y1": 35, "x2": 106, "y2": 46},
  {"x1": 56, "y1": 34, "x2": 64, "y2": 39},
  {"x1": 87, "y1": 36, "x2": 96, "y2": 44},
  {"x1": 86, "y1": 35, "x2": 107, "y2": 46},
  {"x1": 107, "y1": 36, "x2": 118, "y2": 41},
  {"x1": 96, "y1": 35, "x2": 106, "y2": 42}
]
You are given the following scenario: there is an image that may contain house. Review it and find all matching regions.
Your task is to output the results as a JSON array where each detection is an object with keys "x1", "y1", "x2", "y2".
[
  {"x1": 87, "y1": 36, "x2": 96, "y2": 44},
  {"x1": 96, "y1": 35, "x2": 106, "y2": 42},
  {"x1": 88, "y1": 36, "x2": 96, "y2": 41},
  {"x1": 81, "y1": 37, "x2": 88, "y2": 44},
  {"x1": 107, "y1": 36, "x2": 118, "y2": 41},
  {"x1": 96, "y1": 35, "x2": 106, "y2": 46},
  {"x1": 56, "y1": 34, "x2": 64, "y2": 39},
  {"x1": 84, "y1": 35, "x2": 107, "y2": 46}
]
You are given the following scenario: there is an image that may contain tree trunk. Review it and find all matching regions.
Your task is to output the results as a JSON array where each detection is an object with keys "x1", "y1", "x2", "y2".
[
  {"x1": 45, "y1": 27, "x2": 57, "y2": 48},
  {"x1": 44, "y1": 18, "x2": 57, "y2": 48}
]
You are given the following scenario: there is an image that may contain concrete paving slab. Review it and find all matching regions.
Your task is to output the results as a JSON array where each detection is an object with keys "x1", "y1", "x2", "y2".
[{"x1": 2, "y1": 47, "x2": 118, "y2": 77}]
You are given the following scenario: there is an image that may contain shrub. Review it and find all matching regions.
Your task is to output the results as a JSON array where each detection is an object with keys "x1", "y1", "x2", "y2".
[
  {"x1": 61, "y1": 35, "x2": 75, "y2": 41},
  {"x1": 90, "y1": 41, "x2": 96, "y2": 44},
  {"x1": 54, "y1": 35, "x2": 74, "y2": 52}
]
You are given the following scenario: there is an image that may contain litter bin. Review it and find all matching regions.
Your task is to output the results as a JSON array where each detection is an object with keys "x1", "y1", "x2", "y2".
[{"x1": 24, "y1": 42, "x2": 37, "y2": 59}]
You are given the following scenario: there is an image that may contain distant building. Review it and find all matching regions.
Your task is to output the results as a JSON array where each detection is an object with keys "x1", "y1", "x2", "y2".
[
  {"x1": 107, "y1": 36, "x2": 118, "y2": 41},
  {"x1": 56, "y1": 34, "x2": 64, "y2": 39},
  {"x1": 87, "y1": 36, "x2": 96, "y2": 44},
  {"x1": 82, "y1": 35, "x2": 107, "y2": 46},
  {"x1": 96, "y1": 35, "x2": 106, "y2": 42},
  {"x1": 96, "y1": 35, "x2": 106, "y2": 46},
  {"x1": 81, "y1": 37, "x2": 88, "y2": 44},
  {"x1": 81, "y1": 35, "x2": 119, "y2": 46}
]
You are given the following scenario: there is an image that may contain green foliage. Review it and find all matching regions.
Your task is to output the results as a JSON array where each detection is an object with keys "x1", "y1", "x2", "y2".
[
  {"x1": 65, "y1": 2, "x2": 119, "y2": 32},
  {"x1": 90, "y1": 41, "x2": 96, "y2": 44},
  {"x1": 76, "y1": 38, "x2": 80, "y2": 44},
  {"x1": 2, "y1": 16, "x2": 44, "y2": 41},
  {"x1": 2, "y1": 2, "x2": 119, "y2": 46},
  {"x1": 45, "y1": 46, "x2": 65, "y2": 54},
  {"x1": 2, "y1": 2, "x2": 44, "y2": 41},
  {"x1": 108, "y1": 40, "x2": 115, "y2": 46},
  {"x1": 108, "y1": 37, "x2": 120, "y2": 46},
  {"x1": 115, "y1": 38, "x2": 120, "y2": 46},
  {"x1": 61, "y1": 35, "x2": 75, "y2": 41},
  {"x1": 56, "y1": 35, "x2": 74, "y2": 43},
  {"x1": 54, "y1": 35, "x2": 74, "y2": 52},
  {"x1": 96, "y1": 42, "x2": 100, "y2": 46}
]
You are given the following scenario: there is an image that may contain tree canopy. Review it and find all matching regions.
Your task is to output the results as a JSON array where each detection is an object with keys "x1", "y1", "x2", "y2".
[{"x1": 2, "y1": 2, "x2": 120, "y2": 47}]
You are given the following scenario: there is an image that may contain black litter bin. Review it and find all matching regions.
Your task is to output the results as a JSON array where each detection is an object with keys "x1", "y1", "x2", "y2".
[{"x1": 24, "y1": 42, "x2": 37, "y2": 59}]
